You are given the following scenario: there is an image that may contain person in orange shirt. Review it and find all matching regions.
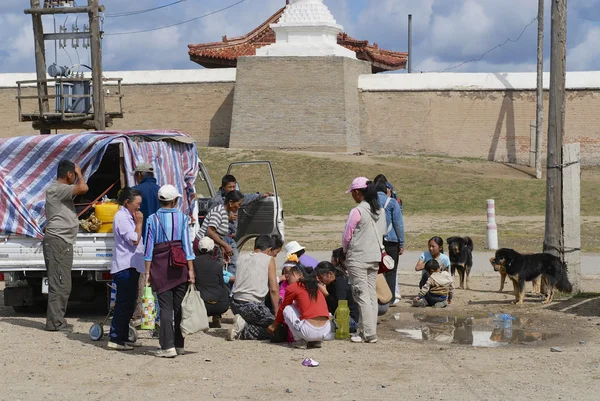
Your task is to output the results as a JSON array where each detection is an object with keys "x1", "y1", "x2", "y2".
[{"x1": 268, "y1": 265, "x2": 334, "y2": 350}]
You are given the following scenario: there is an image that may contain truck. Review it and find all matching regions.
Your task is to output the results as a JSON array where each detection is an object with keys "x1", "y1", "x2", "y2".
[{"x1": 0, "y1": 131, "x2": 284, "y2": 312}]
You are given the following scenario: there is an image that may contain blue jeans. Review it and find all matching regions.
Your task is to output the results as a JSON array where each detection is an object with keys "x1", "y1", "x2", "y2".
[
  {"x1": 225, "y1": 236, "x2": 238, "y2": 275},
  {"x1": 109, "y1": 268, "x2": 140, "y2": 345}
]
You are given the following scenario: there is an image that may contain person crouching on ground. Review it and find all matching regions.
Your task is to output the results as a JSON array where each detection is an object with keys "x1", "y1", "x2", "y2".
[
  {"x1": 193, "y1": 237, "x2": 230, "y2": 329},
  {"x1": 268, "y1": 265, "x2": 335, "y2": 349},
  {"x1": 144, "y1": 185, "x2": 196, "y2": 358},
  {"x1": 228, "y1": 235, "x2": 279, "y2": 341},
  {"x1": 413, "y1": 260, "x2": 454, "y2": 308},
  {"x1": 316, "y1": 259, "x2": 359, "y2": 333},
  {"x1": 108, "y1": 187, "x2": 144, "y2": 351}
]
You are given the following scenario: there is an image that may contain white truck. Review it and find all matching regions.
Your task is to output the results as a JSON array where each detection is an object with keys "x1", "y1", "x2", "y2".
[{"x1": 0, "y1": 131, "x2": 284, "y2": 312}]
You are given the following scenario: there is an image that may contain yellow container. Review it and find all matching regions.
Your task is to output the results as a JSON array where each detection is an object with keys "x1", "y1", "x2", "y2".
[{"x1": 94, "y1": 202, "x2": 119, "y2": 233}]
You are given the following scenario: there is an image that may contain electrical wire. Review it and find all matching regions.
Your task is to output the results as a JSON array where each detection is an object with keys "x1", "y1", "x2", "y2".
[
  {"x1": 104, "y1": 0, "x2": 245, "y2": 36},
  {"x1": 105, "y1": 0, "x2": 188, "y2": 18},
  {"x1": 415, "y1": 17, "x2": 538, "y2": 73}
]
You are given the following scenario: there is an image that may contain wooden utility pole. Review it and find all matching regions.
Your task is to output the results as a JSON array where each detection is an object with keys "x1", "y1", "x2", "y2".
[
  {"x1": 544, "y1": 0, "x2": 567, "y2": 258},
  {"x1": 88, "y1": 0, "x2": 105, "y2": 130},
  {"x1": 30, "y1": 0, "x2": 50, "y2": 134},
  {"x1": 535, "y1": 0, "x2": 544, "y2": 179}
]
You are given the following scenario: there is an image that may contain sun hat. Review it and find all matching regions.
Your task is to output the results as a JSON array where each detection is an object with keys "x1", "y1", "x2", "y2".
[
  {"x1": 345, "y1": 177, "x2": 369, "y2": 193},
  {"x1": 133, "y1": 162, "x2": 154, "y2": 173},
  {"x1": 198, "y1": 237, "x2": 215, "y2": 253},
  {"x1": 158, "y1": 184, "x2": 182, "y2": 201},
  {"x1": 284, "y1": 241, "x2": 305, "y2": 256}
]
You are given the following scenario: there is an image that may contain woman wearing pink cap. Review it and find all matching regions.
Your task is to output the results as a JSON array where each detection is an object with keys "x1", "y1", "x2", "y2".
[{"x1": 342, "y1": 177, "x2": 387, "y2": 343}]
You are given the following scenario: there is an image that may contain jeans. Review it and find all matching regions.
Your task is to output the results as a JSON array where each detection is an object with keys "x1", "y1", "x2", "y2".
[
  {"x1": 43, "y1": 236, "x2": 73, "y2": 331},
  {"x1": 157, "y1": 283, "x2": 188, "y2": 350},
  {"x1": 231, "y1": 299, "x2": 274, "y2": 340},
  {"x1": 423, "y1": 293, "x2": 447, "y2": 306},
  {"x1": 225, "y1": 236, "x2": 238, "y2": 275},
  {"x1": 283, "y1": 305, "x2": 334, "y2": 342},
  {"x1": 383, "y1": 241, "x2": 400, "y2": 302},
  {"x1": 347, "y1": 260, "x2": 379, "y2": 339},
  {"x1": 109, "y1": 268, "x2": 140, "y2": 345}
]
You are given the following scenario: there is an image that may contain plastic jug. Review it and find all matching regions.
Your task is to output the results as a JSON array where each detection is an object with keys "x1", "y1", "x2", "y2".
[
  {"x1": 141, "y1": 286, "x2": 156, "y2": 330},
  {"x1": 94, "y1": 202, "x2": 119, "y2": 233},
  {"x1": 334, "y1": 300, "x2": 350, "y2": 339}
]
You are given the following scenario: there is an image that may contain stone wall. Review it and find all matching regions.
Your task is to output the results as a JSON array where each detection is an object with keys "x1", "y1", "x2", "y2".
[
  {"x1": 360, "y1": 90, "x2": 600, "y2": 164},
  {"x1": 230, "y1": 56, "x2": 371, "y2": 153},
  {"x1": 0, "y1": 70, "x2": 236, "y2": 146},
  {"x1": 359, "y1": 72, "x2": 600, "y2": 164},
  {"x1": 2, "y1": 69, "x2": 600, "y2": 164}
]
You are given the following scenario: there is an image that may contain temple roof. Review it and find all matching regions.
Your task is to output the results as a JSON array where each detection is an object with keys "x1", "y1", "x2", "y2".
[{"x1": 188, "y1": 6, "x2": 407, "y2": 73}]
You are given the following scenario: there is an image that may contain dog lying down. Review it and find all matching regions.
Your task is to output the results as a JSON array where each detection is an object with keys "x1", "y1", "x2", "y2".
[{"x1": 489, "y1": 248, "x2": 573, "y2": 305}]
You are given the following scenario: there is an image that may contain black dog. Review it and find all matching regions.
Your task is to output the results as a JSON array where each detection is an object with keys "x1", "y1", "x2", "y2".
[
  {"x1": 447, "y1": 236, "x2": 473, "y2": 290},
  {"x1": 489, "y1": 248, "x2": 573, "y2": 304}
]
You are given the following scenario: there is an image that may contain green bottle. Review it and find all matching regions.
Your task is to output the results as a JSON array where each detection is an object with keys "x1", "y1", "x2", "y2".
[
  {"x1": 141, "y1": 286, "x2": 156, "y2": 330},
  {"x1": 335, "y1": 300, "x2": 350, "y2": 339}
]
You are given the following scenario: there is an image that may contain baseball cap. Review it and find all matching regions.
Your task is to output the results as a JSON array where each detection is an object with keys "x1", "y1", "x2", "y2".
[
  {"x1": 158, "y1": 184, "x2": 182, "y2": 201},
  {"x1": 198, "y1": 237, "x2": 215, "y2": 253},
  {"x1": 345, "y1": 177, "x2": 369, "y2": 193},
  {"x1": 134, "y1": 162, "x2": 154, "y2": 173}
]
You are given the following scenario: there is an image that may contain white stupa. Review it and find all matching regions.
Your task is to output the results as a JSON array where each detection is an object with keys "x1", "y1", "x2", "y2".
[{"x1": 256, "y1": 0, "x2": 356, "y2": 58}]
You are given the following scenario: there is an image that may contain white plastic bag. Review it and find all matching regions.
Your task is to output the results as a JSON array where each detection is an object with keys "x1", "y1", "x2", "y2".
[{"x1": 180, "y1": 285, "x2": 209, "y2": 337}]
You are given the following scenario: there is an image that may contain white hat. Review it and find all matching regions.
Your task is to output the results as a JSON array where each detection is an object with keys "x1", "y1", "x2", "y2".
[
  {"x1": 133, "y1": 162, "x2": 154, "y2": 173},
  {"x1": 284, "y1": 241, "x2": 305, "y2": 256},
  {"x1": 198, "y1": 237, "x2": 215, "y2": 253},
  {"x1": 158, "y1": 185, "x2": 182, "y2": 202}
]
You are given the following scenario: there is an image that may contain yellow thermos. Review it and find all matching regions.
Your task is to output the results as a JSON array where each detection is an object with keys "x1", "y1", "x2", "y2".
[
  {"x1": 141, "y1": 286, "x2": 156, "y2": 330},
  {"x1": 334, "y1": 300, "x2": 350, "y2": 339}
]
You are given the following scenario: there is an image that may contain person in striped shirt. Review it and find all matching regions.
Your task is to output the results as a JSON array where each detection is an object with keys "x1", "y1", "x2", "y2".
[{"x1": 196, "y1": 190, "x2": 244, "y2": 265}]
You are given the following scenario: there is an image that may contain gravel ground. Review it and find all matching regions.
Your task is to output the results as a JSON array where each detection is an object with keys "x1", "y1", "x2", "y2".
[{"x1": 1, "y1": 276, "x2": 599, "y2": 401}]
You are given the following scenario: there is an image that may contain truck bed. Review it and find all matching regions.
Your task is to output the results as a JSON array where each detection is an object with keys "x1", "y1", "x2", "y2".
[{"x1": 0, "y1": 233, "x2": 114, "y2": 272}]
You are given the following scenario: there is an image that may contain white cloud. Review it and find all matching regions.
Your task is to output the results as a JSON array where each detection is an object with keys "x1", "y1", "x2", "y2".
[{"x1": 0, "y1": 0, "x2": 599, "y2": 73}]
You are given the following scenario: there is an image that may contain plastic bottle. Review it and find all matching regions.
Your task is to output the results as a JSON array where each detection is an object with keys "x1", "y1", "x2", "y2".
[
  {"x1": 109, "y1": 281, "x2": 117, "y2": 310},
  {"x1": 141, "y1": 286, "x2": 156, "y2": 330},
  {"x1": 492, "y1": 313, "x2": 514, "y2": 329},
  {"x1": 334, "y1": 300, "x2": 350, "y2": 339}
]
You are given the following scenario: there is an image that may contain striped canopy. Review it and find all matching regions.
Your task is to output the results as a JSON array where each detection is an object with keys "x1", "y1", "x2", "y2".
[{"x1": 0, "y1": 130, "x2": 199, "y2": 239}]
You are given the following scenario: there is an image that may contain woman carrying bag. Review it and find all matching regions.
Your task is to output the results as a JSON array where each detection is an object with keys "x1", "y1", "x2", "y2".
[
  {"x1": 144, "y1": 185, "x2": 195, "y2": 358},
  {"x1": 342, "y1": 177, "x2": 387, "y2": 344}
]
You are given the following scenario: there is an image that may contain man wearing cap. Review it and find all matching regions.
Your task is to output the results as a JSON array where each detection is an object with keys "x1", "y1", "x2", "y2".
[
  {"x1": 193, "y1": 237, "x2": 230, "y2": 328},
  {"x1": 284, "y1": 241, "x2": 320, "y2": 269},
  {"x1": 133, "y1": 162, "x2": 160, "y2": 237}
]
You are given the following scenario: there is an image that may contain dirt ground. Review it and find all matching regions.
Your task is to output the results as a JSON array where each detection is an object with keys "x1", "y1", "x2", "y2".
[{"x1": 1, "y1": 275, "x2": 599, "y2": 401}]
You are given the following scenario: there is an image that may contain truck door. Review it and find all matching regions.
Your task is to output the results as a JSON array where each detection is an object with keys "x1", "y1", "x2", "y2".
[
  {"x1": 196, "y1": 161, "x2": 216, "y2": 230},
  {"x1": 226, "y1": 161, "x2": 284, "y2": 249}
]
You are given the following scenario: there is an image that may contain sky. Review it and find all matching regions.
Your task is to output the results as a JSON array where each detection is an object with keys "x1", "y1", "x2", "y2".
[{"x1": 0, "y1": 0, "x2": 599, "y2": 74}]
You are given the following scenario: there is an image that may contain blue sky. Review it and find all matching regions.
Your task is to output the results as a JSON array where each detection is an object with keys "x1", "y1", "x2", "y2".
[{"x1": 1, "y1": 0, "x2": 599, "y2": 73}]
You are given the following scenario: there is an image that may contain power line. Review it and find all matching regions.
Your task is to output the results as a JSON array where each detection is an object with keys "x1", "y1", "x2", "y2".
[
  {"x1": 105, "y1": 0, "x2": 188, "y2": 18},
  {"x1": 417, "y1": 17, "x2": 538, "y2": 73},
  {"x1": 104, "y1": 0, "x2": 246, "y2": 36}
]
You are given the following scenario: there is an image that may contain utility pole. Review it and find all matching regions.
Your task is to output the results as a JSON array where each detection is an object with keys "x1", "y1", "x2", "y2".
[
  {"x1": 30, "y1": 0, "x2": 50, "y2": 134},
  {"x1": 88, "y1": 0, "x2": 105, "y2": 130},
  {"x1": 407, "y1": 14, "x2": 412, "y2": 73},
  {"x1": 544, "y1": 0, "x2": 567, "y2": 258},
  {"x1": 535, "y1": 0, "x2": 544, "y2": 180}
]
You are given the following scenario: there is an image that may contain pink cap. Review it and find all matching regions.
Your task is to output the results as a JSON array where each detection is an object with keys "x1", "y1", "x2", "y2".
[{"x1": 346, "y1": 177, "x2": 369, "y2": 193}]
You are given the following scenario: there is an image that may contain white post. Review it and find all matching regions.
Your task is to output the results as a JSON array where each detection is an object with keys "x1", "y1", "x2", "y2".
[
  {"x1": 562, "y1": 143, "x2": 581, "y2": 293},
  {"x1": 487, "y1": 199, "x2": 499, "y2": 250}
]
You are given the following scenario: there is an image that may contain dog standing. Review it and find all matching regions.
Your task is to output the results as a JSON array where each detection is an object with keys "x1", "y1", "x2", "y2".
[
  {"x1": 447, "y1": 236, "x2": 473, "y2": 290},
  {"x1": 489, "y1": 248, "x2": 572, "y2": 304}
]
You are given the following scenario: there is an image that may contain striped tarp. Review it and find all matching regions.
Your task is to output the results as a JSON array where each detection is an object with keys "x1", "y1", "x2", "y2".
[{"x1": 0, "y1": 131, "x2": 199, "y2": 239}]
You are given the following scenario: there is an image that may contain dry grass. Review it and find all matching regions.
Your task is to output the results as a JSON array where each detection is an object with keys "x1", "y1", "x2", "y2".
[{"x1": 198, "y1": 148, "x2": 600, "y2": 252}]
